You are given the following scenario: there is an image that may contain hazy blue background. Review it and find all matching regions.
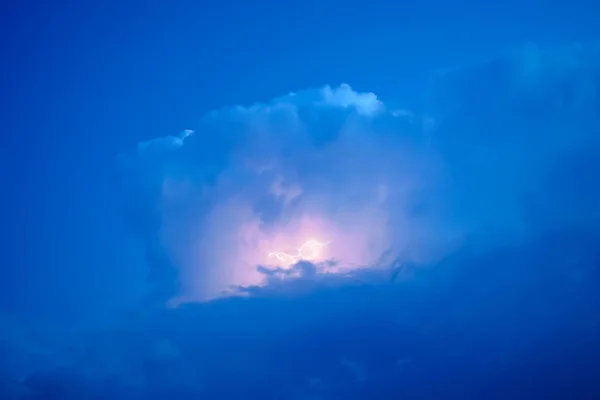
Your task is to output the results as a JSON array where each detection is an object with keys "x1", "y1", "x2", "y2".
[{"x1": 1, "y1": 0, "x2": 600, "y2": 398}]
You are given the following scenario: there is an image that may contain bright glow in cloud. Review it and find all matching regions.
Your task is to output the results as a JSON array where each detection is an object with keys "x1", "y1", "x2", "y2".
[
  {"x1": 121, "y1": 84, "x2": 455, "y2": 302},
  {"x1": 268, "y1": 239, "x2": 332, "y2": 267}
]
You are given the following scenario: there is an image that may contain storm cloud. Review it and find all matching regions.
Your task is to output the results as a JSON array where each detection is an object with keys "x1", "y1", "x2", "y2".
[
  {"x1": 120, "y1": 83, "x2": 455, "y2": 303},
  {"x1": 119, "y1": 44, "x2": 600, "y2": 305},
  {"x1": 4, "y1": 43, "x2": 598, "y2": 399}
]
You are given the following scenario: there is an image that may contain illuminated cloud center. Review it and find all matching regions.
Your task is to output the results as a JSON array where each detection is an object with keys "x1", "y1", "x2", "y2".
[{"x1": 268, "y1": 239, "x2": 331, "y2": 267}]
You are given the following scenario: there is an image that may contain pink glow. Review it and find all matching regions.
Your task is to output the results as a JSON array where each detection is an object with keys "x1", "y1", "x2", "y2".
[{"x1": 167, "y1": 181, "x2": 402, "y2": 301}]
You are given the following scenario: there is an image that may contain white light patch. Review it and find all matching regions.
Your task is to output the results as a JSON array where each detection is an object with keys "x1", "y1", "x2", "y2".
[{"x1": 268, "y1": 239, "x2": 331, "y2": 267}]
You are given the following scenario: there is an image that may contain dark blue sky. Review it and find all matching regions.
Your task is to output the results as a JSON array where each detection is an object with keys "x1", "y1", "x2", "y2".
[{"x1": 1, "y1": 0, "x2": 599, "y2": 380}]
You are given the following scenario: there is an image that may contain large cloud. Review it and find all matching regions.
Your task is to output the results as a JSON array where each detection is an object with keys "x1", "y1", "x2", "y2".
[
  {"x1": 120, "y1": 84, "x2": 457, "y2": 302},
  {"x1": 120, "y1": 44, "x2": 600, "y2": 305}
]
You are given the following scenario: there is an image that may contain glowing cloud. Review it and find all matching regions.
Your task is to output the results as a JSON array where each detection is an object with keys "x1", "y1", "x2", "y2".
[
  {"x1": 121, "y1": 83, "x2": 455, "y2": 303},
  {"x1": 268, "y1": 239, "x2": 332, "y2": 267}
]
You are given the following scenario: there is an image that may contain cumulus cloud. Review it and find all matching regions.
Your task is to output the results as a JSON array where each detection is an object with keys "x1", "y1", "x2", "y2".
[{"x1": 120, "y1": 83, "x2": 456, "y2": 302}]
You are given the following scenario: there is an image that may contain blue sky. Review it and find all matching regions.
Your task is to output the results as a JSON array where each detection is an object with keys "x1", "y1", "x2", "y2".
[{"x1": 1, "y1": 1, "x2": 600, "y2": 398}]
